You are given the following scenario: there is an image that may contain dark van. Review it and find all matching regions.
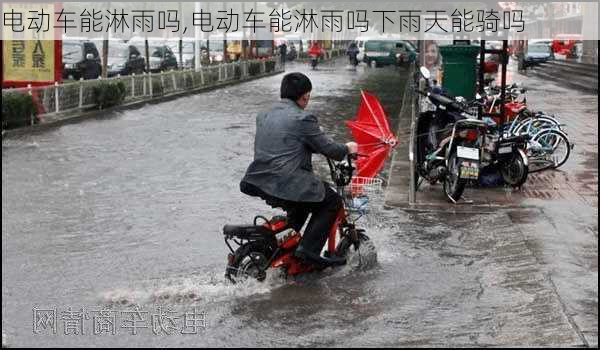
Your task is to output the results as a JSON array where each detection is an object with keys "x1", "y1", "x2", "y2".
[{"x1": 106, "y1": 43, "x2": 146, "y2": 77}]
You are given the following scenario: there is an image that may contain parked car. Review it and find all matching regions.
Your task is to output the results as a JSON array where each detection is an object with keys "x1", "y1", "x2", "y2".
[
  {"x1": 363, "y1": 40, "x2": 396, "y2": 67},
  {"x1": 167, "y1": 39, "x2": 198, "y2": 69},
  {"x1": 530, "y1": 39, "x2": 552, "y2": 46},
  {"x1": 208, "y1": 35, "x2": 225, "y2": 64},
  {"x1": 394, "y1": 40, "x2": 418, "y2": 65},
  {"x1": 529, "y1": 39, "x2": 554, "y2": 60},
  {"x1": 62, "y1": 40, "x2": 102, "y2": 80},
  {"x1": 148, "y1": 45, "x2": 178, "y2": 72},
  {"x1": 106, "y1": 43, "x2": 146, "y2": 77},
  {"x1": 524, "y1": 43, "x2": 553, "y2": 66}
]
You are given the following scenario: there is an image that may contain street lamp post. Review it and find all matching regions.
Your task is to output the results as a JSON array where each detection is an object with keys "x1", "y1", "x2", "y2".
[{"x1": 178, "y1": 2, "x2": 183, "y2": 70}]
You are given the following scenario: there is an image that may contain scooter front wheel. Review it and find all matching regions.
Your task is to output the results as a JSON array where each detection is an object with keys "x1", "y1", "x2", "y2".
[{"x1": 335, "y1": 232, "x2": 377, "y2": 270}]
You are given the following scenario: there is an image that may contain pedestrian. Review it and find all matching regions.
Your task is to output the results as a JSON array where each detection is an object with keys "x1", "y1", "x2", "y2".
[
  {"x1": 287, "y1": 43, "x2": 297, "y2": 61},
  {"x1": 279, "y1": 42, "x2": 287, "y2": 66}
]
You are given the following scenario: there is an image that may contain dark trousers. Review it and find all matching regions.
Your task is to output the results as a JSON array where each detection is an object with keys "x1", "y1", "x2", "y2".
[{"x1": 241, "y1": 181, "x2": 343, "y2": 255}]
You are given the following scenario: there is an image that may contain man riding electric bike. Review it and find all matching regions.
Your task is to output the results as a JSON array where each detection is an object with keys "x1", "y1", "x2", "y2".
[{"x1": 240, "y1": 72, "x2": 358, "y2": 267}]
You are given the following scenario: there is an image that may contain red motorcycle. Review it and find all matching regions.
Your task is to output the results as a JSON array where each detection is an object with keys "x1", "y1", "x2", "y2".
[
  {"x1": 224, "y1": 91, "x2": 396, "y2": 283},
  {"x1": 308, "y1": 45, "x2": 323, "y2": 70},
  {"x1": 223, "y1": 154, "x2": 375, "y2": 283}
]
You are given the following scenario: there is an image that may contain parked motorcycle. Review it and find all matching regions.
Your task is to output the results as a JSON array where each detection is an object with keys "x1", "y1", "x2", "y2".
[
  {"x1": 414, "y1": 67, "x2": 488, "y2": 202},
  {"x1": 223, "y1": 154, "x2": 376, "y2": 283},
  {"x1": 463, "y1": 94, "x2": 530, "y2": 188}
]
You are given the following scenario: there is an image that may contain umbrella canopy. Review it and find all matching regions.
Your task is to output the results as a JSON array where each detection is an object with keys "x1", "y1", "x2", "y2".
[{"x1": 346, "y1": 90, "x2": 398, "y2": 179}]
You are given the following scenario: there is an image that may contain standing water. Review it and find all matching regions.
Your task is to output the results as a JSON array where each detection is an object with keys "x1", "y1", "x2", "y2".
[{"x1": 3, "y1": 60, "x2": 410, "y2": 347}]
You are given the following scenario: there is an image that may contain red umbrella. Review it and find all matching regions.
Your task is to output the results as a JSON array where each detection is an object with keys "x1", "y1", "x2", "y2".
[{"x1": 346, "y1": 90, "x2": 398, "y2": 180}]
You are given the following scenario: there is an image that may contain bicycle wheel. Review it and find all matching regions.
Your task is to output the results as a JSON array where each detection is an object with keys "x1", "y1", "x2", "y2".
[
  {"x1": 531, "y1": 128, "x2": 571, "y2": 169},
  {"x1": 513, "y1": 116, "x2": 560, "y2": 136}
]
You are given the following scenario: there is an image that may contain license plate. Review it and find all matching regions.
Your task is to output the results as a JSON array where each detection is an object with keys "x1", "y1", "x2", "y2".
[
  {"x1": 460, "y1": 161, "x2": 480, "y2": 179},
  {"x1": 498, "y1": 146, "x2": 512, "y2": 154},
  {"x1": 457, "y1": 146, "x2": 479, "y2": 160}
]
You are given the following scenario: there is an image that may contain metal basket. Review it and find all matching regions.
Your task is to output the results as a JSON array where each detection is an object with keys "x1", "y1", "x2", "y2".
[
  {"x1": 346, "y1": 176, "x2": 383, "y2": 197},
  {"x1": 343, "y1": 176, "x2": 384, "y2": 214}
]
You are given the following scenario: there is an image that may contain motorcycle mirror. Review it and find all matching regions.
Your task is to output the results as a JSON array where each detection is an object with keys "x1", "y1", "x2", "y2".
[{"x1": 419, "y1": 66, "x2": 431, "y2": 80}]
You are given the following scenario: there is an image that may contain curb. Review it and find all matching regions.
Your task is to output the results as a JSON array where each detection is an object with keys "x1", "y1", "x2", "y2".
[{"x1": 384, "y1": 74, "x2": 413, "y2": 207}]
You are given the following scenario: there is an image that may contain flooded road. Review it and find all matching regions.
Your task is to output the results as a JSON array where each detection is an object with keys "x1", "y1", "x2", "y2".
[
  {"x1": 3, "y1": 60, "x2": 409, "y2": 346},
  {"x1": 2, "y1": 58, "x2": 596, "y2": 347}
]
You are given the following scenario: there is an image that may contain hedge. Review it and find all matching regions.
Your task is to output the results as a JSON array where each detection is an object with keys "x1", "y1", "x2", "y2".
[
  {"x1": 2, "y1": 93, "x2": 37, "y2": 129},
  {"x1": 92, "y1": 81, "x2": 126, "y2": 109}
]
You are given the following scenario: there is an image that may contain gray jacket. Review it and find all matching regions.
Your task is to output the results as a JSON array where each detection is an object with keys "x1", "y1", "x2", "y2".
[{"x1": 241, "y1": 99, "x2": 348, "y2": 202}]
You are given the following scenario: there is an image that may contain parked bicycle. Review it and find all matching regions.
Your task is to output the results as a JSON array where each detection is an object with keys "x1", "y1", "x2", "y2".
[{"x1": 471, "y1": 84, "x2": 573, "y2": 173}]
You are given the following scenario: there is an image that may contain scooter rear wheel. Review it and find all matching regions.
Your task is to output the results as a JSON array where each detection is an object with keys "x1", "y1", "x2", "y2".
[
  {"x1": 443, "y1": 150, "x2": 466, "y2": 202},
  {"x1": 501, "y1": 152, "x2": 529, "y2": 188},
  {"x1": 226, "y1": 242, "x2": 271, "y2": 284}
]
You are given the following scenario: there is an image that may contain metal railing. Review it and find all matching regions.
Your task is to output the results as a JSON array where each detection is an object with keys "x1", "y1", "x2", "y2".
[{"x1": 2, "y1": 58, "x2": 283, "y2": 128}]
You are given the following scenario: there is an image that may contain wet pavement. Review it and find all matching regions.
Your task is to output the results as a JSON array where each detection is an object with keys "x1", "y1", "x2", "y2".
[
  {"x1": 2, "y1": 58, "x2": 597, "y2": 347},
  {"x1": 385, "y1": 61, "x2": 598, "y2": 346},
  {"x1": 2, "y1": 59, "x2": 406, "y2": 347}
]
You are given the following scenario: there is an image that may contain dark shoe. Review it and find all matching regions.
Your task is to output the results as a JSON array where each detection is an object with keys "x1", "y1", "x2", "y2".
[
  {"x1": 294, "y1": 246, "x2": 346, "y2": 267},
  {"x1": 323, "y1": 254, "x2": 347, "y2": 267}
]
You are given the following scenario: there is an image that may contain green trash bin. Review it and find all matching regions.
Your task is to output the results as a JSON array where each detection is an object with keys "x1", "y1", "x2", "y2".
[{"x1": 439, "y1": 45, "x2": 480, "y2": 100}]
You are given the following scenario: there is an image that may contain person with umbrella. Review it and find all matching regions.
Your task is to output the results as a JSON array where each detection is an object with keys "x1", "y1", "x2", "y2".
[{"x1": 240, "y1": 72, "x2": 358, "y2": 267}]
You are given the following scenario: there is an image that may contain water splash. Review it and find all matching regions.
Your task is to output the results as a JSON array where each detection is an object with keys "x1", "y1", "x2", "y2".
[{"x1": 99, "y1": 270, "x2": 287, "y2": 307}]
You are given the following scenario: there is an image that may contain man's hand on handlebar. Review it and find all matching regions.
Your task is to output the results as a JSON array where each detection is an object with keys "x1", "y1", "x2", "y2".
[{"x1": 346, "y1": 142, "x2": 358, "y2": 155}]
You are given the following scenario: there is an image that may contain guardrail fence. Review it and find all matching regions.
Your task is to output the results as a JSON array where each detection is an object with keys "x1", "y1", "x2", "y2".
[{"x1": 2, "y1": 58, "x2": 282, "y2": 130}]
